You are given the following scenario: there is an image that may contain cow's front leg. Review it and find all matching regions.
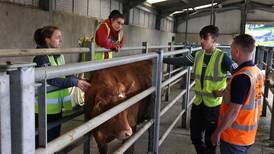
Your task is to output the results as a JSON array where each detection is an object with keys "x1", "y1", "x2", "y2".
[
  {"x1": 94, "y1": 130, "x2": 108, "y2": 154},
  {"x1": 98, "y1": 143, "x2": 108, "y2": 154}
]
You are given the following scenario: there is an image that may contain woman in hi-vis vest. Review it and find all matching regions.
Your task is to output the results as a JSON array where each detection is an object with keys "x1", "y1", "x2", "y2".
[
  {"x1": 33, "y1": 25, "x2": 91, "y2": 146},
  {"x1": 94, "y1": 10, "x2": 125, "y2": 60}
]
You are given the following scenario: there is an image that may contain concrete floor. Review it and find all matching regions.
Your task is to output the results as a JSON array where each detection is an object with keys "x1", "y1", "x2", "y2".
[{"x1": 60, "y1": 84, "x2": 274, "y2": 154}]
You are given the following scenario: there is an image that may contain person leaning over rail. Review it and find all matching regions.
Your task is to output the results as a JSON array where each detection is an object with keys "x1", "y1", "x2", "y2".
[
  {"x1": 163, "y1": 25, "x2": 237, "y2": 154},
  {"x1": 211, "y1": 34, "x2": 264, "y2": 154},
  {"x1": 33, "y1": 25, "x2": 91, "y2": 145},
  {"x1": 93, "y1": 10, "x2": 125, "y2": 60}
]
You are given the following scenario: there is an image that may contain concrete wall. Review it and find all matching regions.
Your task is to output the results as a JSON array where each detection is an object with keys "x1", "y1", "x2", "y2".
[
  {"x1": 176, "y1": 10, "x2": 241, "y2": 45},
  {"x1": 247, "y1": 9, "x2": 274, "y2": 22},
  {"x1": 0, "y1": 2, "x2": 174, "y2": 63}
]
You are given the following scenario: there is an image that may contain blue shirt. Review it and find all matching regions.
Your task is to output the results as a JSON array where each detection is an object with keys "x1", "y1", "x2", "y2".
[{"x1": 33, "y1": 55, "x2": 79, "y2": 88}]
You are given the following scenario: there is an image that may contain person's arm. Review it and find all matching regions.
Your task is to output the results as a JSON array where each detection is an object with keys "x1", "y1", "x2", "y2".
[
  {"x1": 33, "y1": 55, "x2": 79, "y2": 88},
  {"x1": 47, "y1": 77, "x2": 78, "y2": 88},
  {"x1": 221, "y1": 53, "x2": 237, "y2": 73},
  {"x1": 163, "y1": 51, "x2": 196, "y2": 67},
  {"x1": 211, "y1": 103, "x2": 242, "y2": 145},
  {"x1": 95, "y1": 24, "x2": 117, "y2": 49},
  {"x1": 211, "y1": 74, "x2": 251, "y2": 145}
]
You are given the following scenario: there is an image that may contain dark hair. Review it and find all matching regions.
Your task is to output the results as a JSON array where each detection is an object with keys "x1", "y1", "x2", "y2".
[
  {"x1": 200, "y1": 25, "x2": 219, "y2": 39},
  {"x1": 34, "y1": 25, "x2": 59, "y2": 47},
  {"x1": 109, "y1": 10, "x2": 124, "y2": 21},
  {"x1": 233, "y1": 34, "x2": 255, "y2": 53}
]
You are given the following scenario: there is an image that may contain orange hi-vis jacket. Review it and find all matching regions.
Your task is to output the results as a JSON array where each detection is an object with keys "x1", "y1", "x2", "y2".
[{"x1": 220, "y1": 65, "x2": 264, "y2": 146}]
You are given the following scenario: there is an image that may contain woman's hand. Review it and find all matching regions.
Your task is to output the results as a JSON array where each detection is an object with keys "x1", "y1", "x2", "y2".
[{"x1": 77, "y1": 80, "x2": 91, "y2": 92}]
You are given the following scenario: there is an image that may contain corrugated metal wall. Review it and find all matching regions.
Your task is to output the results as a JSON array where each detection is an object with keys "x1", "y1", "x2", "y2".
[{"x1": 1, "y1": 0, "x2": 174, "y2": 32}]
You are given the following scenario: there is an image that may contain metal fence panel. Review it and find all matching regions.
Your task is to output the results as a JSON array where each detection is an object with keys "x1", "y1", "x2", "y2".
[
  {"x1": 0, "y1": 72, "x2": 11, "y2": 154},
  {"x1": 9, "y1": 64, "x2": 35, "y2": 154}
]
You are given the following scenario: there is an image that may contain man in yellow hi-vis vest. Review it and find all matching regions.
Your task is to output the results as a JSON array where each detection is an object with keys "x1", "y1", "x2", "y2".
[
  {"x1": 164, "y1": 25, "x2": 236, "y2": 154},
  {"x1": 94, "y1": 10, "x2": 125, "y2": 60}
]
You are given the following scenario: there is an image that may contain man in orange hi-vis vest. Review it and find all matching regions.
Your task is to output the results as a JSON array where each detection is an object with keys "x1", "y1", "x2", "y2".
[{"x1": 211, "y1": 34, "x2": 264, "y2": 154}]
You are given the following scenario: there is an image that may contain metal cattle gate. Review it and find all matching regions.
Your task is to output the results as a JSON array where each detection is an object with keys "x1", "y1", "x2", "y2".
[
  {"x1": 0, "y1": 43, "x2": 235, "y2": 154},
  {"x1": 256, "y1": 46, "x2": 274, "y2": 140}
]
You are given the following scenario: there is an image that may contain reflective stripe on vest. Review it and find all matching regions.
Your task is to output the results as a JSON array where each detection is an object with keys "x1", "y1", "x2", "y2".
[
  {"x1": 220, "y1": 66, "x2": 264, "y2": 146},
  {"x1": 94, "y1": 22, "x2": 123, "y2": 60},
  {"x1": 193, "y1": 48, "x2": 227, "y2": 107},
  {"x1": 35, "y1": 55, "x2": 72, "y2": 114}
]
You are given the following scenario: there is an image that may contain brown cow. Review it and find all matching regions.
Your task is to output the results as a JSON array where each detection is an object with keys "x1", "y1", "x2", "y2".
[{"x1": 84, "y1": 60, "x2": 153, "y2": 154}]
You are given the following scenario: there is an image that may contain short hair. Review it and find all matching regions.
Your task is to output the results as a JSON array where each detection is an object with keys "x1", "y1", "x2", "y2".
[
  {"x1": 200, "y1": 25, "x2": 219, "y2": 39},
  {"x1": 109, "y1": 10, "x2": 124, "y2": 21},
  {"x1": 233, "y1": 34, "x2": 255, "y2": 53}
]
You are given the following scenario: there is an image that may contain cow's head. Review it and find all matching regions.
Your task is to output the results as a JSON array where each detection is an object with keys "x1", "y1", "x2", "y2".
[{"x1": 92, "y1": 81, "x2": 136, "y2": 140}]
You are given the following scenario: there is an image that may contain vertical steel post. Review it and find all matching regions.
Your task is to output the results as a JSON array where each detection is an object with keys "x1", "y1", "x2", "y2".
[
  {"x1": 9, "y1": 64, "x2": 36, "y2": 154},
  {"x1": 165, "y1": 42, "x2": 173, "y2": 101},
  {"x1": 255, "y1": 46, "x2": 264, "y2": 69},
  {"x1": 262, "y1": 48, "x2": 273, "y2": 117},
  {"x1": 142, "y1": 42, "x2": 148, "y2": 54},
  {"x1": 38, "y1": 79, "x2": 47, "y2": 147},
  {"x1": 90, "y1": 42, "x2": 96, "y2": 61},
  {"x1": 0, "y1": 70, "x2": 11, "y2": 154},
  {"x1": 148, "y1": 50, "x2": 163, "y2": 154},
  {"x1": 271, "y1": 93, "x2": 274, "y2": 140},
  {"x1": 182, "y1": 48, "x2": 191, "y2": 128}
]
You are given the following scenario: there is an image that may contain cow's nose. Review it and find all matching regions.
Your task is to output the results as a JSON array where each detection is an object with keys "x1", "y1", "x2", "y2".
[
  {"x1": 118, "y1": 128, "x2": 133, "y2": 140},
  {"x1": 124, "y1": 128, "x2": 133, "y2": 137}
]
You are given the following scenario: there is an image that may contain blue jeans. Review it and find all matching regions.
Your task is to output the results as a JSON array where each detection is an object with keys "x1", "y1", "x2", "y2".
[{"x1": 220, "y1": 140, "x2": 251, "y2": 154}]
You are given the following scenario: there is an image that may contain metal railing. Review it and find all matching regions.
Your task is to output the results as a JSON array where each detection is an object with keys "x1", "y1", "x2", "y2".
[
  {"x1": 0, "y1": 43, "x2": 196, "y2": 154},
  {"x1": 256, "y1": 46, "x2": 274, "y2": 140},
  {"x1": 0, "y1": 43, "x2": 239, "y2": 154}
]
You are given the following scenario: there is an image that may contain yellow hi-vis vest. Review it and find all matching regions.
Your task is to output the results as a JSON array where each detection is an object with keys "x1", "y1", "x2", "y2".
[
  {"x1": 93, "y1": 22, "x2": 123, "y2": 60},
  {"x1": 35, "y1": 55, "x2": 72, "y2": 114},
  {"x1": 193, "y1": 48, "x2": 227, "y2": 107}
]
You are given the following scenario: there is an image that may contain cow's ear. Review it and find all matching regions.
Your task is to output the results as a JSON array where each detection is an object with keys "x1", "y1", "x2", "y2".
[
  {"x1": 126, "y1": 81, "x2": 135, "y2": 95},
  {"x1": 94, "y1": 93, "x2": 107, "y2": 112}
]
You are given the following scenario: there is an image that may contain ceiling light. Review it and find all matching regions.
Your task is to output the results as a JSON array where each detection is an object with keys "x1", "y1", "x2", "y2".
[{"x1": 146, "y1": 0, "x2": 167, "y2": 4}]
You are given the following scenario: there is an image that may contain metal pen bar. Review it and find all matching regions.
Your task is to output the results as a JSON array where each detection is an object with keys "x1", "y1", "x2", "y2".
[
  {"x1": 149, "y1": 45, "x2": 170, "y2": 49},
  {"x1": 9, "y1": 65, "x2": 36, "y2": 154},
  {"x1": 271, "y1": 93, "x2": 274, "y2": 139},
  {"x1": 113, "y1": 120, "x2": 154, "y2": 154},
  {"x1": 188, "y1": 97, "x2": 195, "y2": 108},
  {"x1": 165, "y1": 42, "x2": 173, "y2": 102},
  {"x1": 0, "y1": 72, "x2": 11, "y2": 154},
  {"x1": 95, "y1": 46, "x2": 146, "y2": 52},
  {"x1": 265, "y1": 98, "x2": 272, "y2": 113},
  {"x1": 217, "y1": 46, "x2": 230, "y2": 49},
  {"x1": 159, "y1": 110, "x2": 185, "y2": 146},
  {"x1": 35, "y1": 87, "x2": 155, "y2": 154},
  {"x1": 151, "y1": 51, "x2": 163, "y2": 154},
  {"x1": 189, "y1": 81, "x2": 195, "y2": 89},
  {"x1": 35, "y1": 53, "x2": 158, "y2": 81},
  {"x1": 163, "y1": 67, "x2": 183, "y2": 77},
  {"x1": 191, "y1": 47, "x2": 202, "y2": 52},
  {"x1": 160, "y1": 90, "x2": 186, "y2": 117},
  {"x1": 161, "y1": 69, "x2": 188, "y2": 88},
  {"x1": 262, "y1": 48, "x2": 273, "y2": 116},
  {"x1": 172, "y1": 45, "x2": 185, "y2": 48},
  {"x1": 163, "y1": 49, "x2": 189, "y2": 57},
  {"x1": 37, "y1": 80, "x2": 47, "y2": 147},
  {"x1": 0, "y1": 48, "x2": 90, "y2": 57},
  {"x1": 169, "y1": 78, "x2": 182, "y2": 87}
]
